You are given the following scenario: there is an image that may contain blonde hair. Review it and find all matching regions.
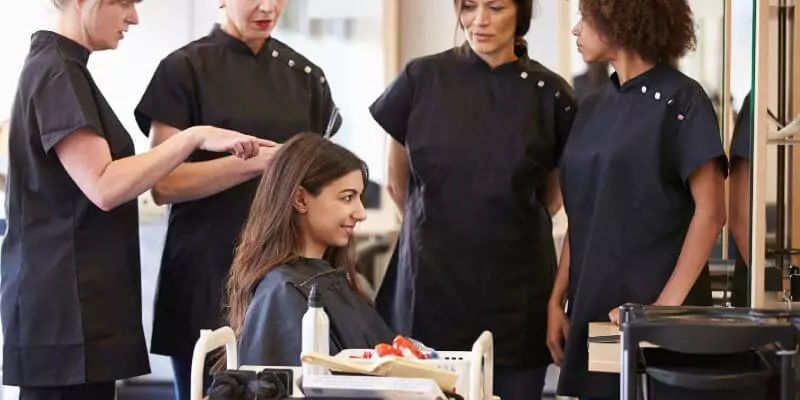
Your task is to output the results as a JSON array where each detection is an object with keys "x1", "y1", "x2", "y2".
[
  {"x1": 53, "y1": 0, "x2": 104, "y2": 46},
  {"x1": 81, "y1": 0, "x2": 103, "y2": 34},
  {"x1": 52, "y1": 0, "x2": 104, "y2": 21}
]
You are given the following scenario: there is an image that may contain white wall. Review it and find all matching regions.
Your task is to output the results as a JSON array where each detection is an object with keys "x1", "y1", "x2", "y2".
[
  {"x1": 0, "y1": 0, "x2": 195, "y2": 150},
  {"x1": 0, "y1": 1, "x2": 56, "y2": 122},
  {"x1": 526, "y1": 0, "x2": 563, "y2": 73},
  {"x1": 399, "y1": 0, "x2": 458, "y2": 64},
  {"x1": 731, "y1": 0, "x2": 754, "y2": 107},
  {"x1": 92, "y1": 0, "x2": 195, "y2": 151}
]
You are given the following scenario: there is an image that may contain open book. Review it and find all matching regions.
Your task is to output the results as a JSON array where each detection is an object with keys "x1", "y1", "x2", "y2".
[{"x1": 300, "y1": 352, "x2": 459, "y2": 392}]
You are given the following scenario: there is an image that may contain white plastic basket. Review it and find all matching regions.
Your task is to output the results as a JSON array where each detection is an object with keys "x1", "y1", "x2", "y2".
[
  {"x1": 191, "y1": 327, "x2": 497, "y2": 400},
  {"x1": 335, "y1": 348, "x2": 477, "y2": 396}
]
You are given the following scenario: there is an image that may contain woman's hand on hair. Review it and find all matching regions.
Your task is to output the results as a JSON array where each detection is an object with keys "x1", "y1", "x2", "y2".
[
  {"x1": 245, "y1": 143, "x2": 283, "y2": 174},
  {"x1": 187, "y1": 126, "x2": 276, "y2": 160}
]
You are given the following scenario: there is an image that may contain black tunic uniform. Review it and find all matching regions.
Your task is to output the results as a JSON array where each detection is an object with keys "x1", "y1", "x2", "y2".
[
  {"x1": 370, "y1": 44, "x2": 577, "y2": 368},
  {"x1": 730, "y1": 93, "x2": 752, "y2": 162},
  {"x1": 1, "y1": 31, "x2": 150, "y2": 387},
  {"x1": 134, "y1": 25, "x2": 339, "y2": 358},
  {"x1": 239, "y1": 258, "x2": 394, "y2": 367},
  {"x1": 558, "y1": 64, "x2": 728, "y2": 398}
]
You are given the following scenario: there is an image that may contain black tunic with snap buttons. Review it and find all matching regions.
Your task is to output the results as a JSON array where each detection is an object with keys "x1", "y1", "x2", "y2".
[
  {"x1": 135, "y1": 25, "x2": 340, "y2": 358},
  {"x1": 2, "y1": 31, "x2": 150, "y2": 387},
  {"x1": 558, "y1": 63, "x2": 727, "y2": 398},
  {"x1": 370, "y1": 43, "x2": 577, "y2": 367}
]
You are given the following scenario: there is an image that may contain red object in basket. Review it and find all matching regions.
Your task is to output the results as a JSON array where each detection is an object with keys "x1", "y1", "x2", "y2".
[
  {"x1": 375, "y1": 343, "x2": 402, "y2": 357},
  {"x1": 348, "y1": 351, "x2": 372, "y2": 359},
  {"x1": 393, "y1": 335, "x2": 424, "y2": 359}
]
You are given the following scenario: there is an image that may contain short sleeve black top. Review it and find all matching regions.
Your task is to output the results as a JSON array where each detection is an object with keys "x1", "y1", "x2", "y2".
[
  {"x1": 1, "y1": 31, "x2": 149, "y2": 386},
  {"x1": 134, "y1": 25, "x2": 339, "y2": 356},
  {"x1": 370, "y1": 44, "x2": 577, "y2": 367},
  {"x1": 558, "y1": 64, "x2": 728, "y2": 398},
  {"x1": 730, "y1": 92, "x2": 752, "y2": 161}
]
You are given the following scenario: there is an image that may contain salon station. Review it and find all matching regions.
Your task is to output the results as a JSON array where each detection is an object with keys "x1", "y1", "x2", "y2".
[{"x1": 0, "y1": 0, "x2": 799, "y2": 399}]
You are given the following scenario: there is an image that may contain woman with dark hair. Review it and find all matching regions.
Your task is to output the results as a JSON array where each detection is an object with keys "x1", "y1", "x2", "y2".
[
  {"x1": 1, "y1": 1, "x2": 270, "y2": 399},
  {"x1": 134, "y1": 1, "x2": 340, "y2": 397},
  {"x1": 225, "y1": 133, "x2": 393, "y2": 367},
  {"x1": 370, "y1": 0, "x2": 577, "y2": 398},
  {"x1": 547, "y1": 0, "x2": 728, "y2": 397}
]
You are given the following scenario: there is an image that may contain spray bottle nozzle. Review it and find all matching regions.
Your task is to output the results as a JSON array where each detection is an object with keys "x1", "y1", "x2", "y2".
[{"x1": 308, "y1": 282, "x2": 322, "y2": 308}]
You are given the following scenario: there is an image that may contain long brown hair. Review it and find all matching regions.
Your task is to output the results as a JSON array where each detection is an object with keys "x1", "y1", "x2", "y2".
[{"x1": 225, "y1": 132, "x2": 368, "y2": 353}]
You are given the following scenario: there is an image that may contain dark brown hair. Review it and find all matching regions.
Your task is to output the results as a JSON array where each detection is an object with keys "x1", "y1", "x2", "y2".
[
  {"x1": 220, "y1": 133, "x2": 367, "y2": 368},
  {"x1": 454, "y1": 0, "x2": 534, "y2": 56},
  {"x1": 579, "y1": 0, "x2": 696, "y2": 64}
]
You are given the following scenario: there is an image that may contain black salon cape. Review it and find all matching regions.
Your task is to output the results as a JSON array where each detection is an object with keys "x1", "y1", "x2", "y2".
[
  {"x1": 238, "y1": 258, "x2": 394, "y2": 366},
  {"x1": 557, "y1": 64, "x2": 728, "y2": 398},
  {"x1": 134, "y1": 25, "x2": 339, "y2": 357},
  {"x1": 1, "y1": 31, "x2": 149, "y2": 386},
  {"x1": 729, "y1": 92, "x2": 752, "y2": 307},
  {"x1": 370, "y1": 44, "x2": 577, "y2": 367}
]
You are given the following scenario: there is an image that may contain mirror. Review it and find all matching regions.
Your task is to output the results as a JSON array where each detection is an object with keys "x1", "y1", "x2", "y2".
[
  {"x1": 679, "y1": 0, "x2": 731, "y2": 307},
  {"x1": 749, "y1": 0, "x2": 800, "y2": 308},
  {"x1": 726, "y1": 0, "x2": 756, "y2": 307}
]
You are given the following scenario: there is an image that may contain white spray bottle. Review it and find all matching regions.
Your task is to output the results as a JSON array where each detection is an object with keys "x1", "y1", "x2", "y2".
[{"x1": 301, "y1": 282, "x2": 329, "y2": 378}]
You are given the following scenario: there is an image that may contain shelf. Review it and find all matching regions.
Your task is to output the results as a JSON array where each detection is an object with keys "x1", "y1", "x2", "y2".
[{"x1": 767, "y1": 138, "x2": 800, "y2": 145}]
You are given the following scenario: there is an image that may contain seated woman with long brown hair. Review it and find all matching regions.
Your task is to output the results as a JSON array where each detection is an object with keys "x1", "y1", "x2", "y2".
[{"x1": 225, "y1": 133, "x2": 394, "y2": 366}]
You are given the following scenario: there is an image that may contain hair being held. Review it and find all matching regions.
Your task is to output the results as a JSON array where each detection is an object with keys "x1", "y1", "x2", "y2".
[{"x1": 224, "y1": 133, "x2": 368, "y2": 344}]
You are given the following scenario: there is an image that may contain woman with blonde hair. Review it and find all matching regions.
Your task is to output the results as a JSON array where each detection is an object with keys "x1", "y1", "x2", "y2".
[{"x1": 1, "y1": 1, "x2": 269, "y2": 398}]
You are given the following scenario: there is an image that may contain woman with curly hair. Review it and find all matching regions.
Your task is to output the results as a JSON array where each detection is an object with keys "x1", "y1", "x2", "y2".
[{"x1": 547, "y1": 0, "x2": 728, "y2": 397}]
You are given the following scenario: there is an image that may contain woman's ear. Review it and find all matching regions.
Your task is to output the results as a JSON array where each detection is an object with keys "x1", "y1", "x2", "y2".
[{"x1": 293, "y1": 187, "x2": 309, "y2": 214}]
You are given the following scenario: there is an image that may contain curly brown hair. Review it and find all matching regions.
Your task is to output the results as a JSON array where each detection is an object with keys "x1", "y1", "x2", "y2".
[{"x1": 580, "y1": 0, "x2": 696, "y2": 64}]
